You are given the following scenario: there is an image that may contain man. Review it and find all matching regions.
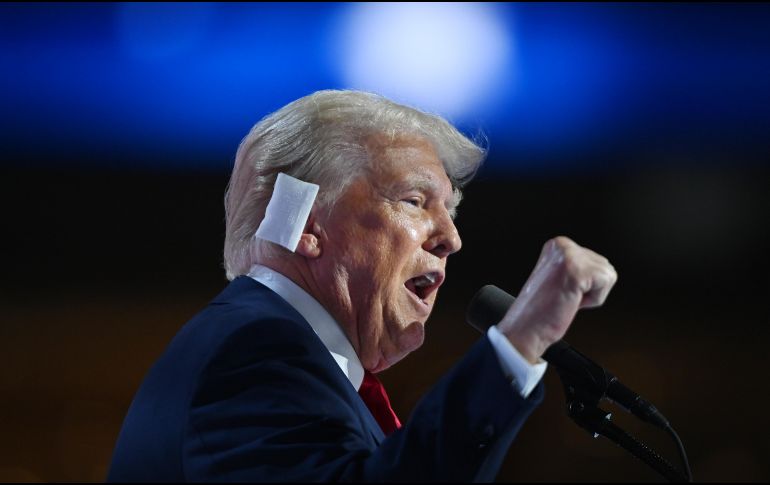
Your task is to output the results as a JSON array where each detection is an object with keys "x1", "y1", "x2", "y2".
[{"x1": 108, "y1": 90, "x2": 617, "y2": 481}]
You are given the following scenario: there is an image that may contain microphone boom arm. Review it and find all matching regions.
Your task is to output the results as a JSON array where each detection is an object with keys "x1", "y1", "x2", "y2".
[{"x1": 553, "y1": 360, "x2": 688, "y2": 482}]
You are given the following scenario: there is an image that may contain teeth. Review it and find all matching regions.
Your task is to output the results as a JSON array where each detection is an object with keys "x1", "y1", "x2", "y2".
[{"x1": 413, "y1": 273, "x2": 436, "y2": 288}]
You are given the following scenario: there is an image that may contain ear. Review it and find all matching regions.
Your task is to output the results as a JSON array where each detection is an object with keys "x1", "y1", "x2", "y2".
[{"x1": 295, "y1": 216, "x2": 323, "y2": 259}]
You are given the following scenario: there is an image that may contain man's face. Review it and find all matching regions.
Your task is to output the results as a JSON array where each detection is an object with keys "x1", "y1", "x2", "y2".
[{"x1": 313, "y1": 134, "x2": 462, "y2": 372}]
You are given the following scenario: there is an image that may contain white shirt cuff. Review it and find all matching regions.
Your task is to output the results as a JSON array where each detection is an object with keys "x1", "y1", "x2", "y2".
[{"x1": 487, "y1": 325, "x2": 548, "y2": 399}]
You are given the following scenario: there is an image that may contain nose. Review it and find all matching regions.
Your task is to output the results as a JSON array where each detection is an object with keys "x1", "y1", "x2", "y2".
[{"x1": 423, "y1": 211, "x2": 462, "y2": 259}]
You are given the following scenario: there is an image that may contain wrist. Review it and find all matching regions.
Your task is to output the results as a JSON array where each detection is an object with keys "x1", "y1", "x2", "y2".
[{"x1": 499, "y1": 325, "x2": 544, "y2": 365}]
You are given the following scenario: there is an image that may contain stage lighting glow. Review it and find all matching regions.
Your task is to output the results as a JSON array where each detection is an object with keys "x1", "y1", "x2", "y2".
[
  {"x1": 116, "y1": 3, "x2": 214, "y2": 61},
  {"x1": 337, "y1": 2, "x2": 512, "y2": 120}
]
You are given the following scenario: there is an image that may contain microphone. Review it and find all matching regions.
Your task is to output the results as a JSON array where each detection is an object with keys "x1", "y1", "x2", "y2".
[{"x1": 467, "y1": 284, "x2": 669, "y2": 429}]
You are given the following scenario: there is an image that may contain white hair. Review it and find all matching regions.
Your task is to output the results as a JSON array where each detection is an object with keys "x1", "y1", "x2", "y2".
[{"x1": 223, "y1": 89, "x2": 486, "y2": 280}]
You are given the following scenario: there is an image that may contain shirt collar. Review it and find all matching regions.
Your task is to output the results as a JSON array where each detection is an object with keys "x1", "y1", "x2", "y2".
[{"x1": 246, "y1": 264, "x2": 364, "y2": 391}]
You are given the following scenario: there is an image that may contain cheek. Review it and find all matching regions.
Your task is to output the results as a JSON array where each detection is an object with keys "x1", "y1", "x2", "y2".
[
  {"x1": 404, "y1": 224, "x2": 420, "y2": 243},
  {"x1": 364, "y1": 212, "x2": 423, "y2": 260},
  {"x1": 337, "y1": 210, "x2": 428, "y2": 284},
  {"x1": 390, "y1": 211, "x2": 426, "y2": 245}
]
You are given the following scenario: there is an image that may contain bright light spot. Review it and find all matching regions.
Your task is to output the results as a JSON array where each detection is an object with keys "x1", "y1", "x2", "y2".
[{"x1": 337, "y1": 2, "x2": 512, "y2": 119}]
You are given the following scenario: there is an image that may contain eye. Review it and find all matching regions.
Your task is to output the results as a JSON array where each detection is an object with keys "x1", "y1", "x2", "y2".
[{"x1": 403, "y1": 197, "x2": 423, "y2": 208}]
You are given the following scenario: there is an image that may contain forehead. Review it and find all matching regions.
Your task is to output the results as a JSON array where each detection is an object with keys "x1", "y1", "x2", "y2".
[{"x1": 363, "y1": 133, "x2": 451, "y2": 190}]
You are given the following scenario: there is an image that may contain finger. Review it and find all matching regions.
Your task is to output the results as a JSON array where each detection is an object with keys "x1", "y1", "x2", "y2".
[{"x1": 579, "y1": 263, "x2": 618, "y2": 309}]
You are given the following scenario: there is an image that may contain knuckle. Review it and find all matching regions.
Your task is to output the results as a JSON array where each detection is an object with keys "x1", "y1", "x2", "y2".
[
  {"x1": 551, "y1": 235, "x2": 574, "y2": 251},
  {"x1": 602, "y1": 262, "x2": 617, "y2": 282},
  {"x1": 546, "y1": 236, "x2": 576, "y2": 264}
]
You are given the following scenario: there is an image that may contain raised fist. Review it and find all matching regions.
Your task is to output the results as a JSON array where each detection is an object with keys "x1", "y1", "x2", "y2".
[{"x1": 497, "y1": 236, "x2": 618, "y2": 364}]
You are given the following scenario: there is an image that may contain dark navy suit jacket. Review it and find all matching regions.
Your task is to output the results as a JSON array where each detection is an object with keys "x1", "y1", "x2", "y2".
[{"x1": 108, "y1": 276, "x2": 544, "y2": 482}]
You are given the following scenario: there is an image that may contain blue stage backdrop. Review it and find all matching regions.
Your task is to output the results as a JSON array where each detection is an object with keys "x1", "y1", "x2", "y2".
[{"x1": 2, "y1": 3, "x2": 769, "y2": 173}]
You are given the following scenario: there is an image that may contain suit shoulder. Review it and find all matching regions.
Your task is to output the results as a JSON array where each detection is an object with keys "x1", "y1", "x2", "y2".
[{"x1": 173, "y1": 277, "x2": 323, "y2": 368}]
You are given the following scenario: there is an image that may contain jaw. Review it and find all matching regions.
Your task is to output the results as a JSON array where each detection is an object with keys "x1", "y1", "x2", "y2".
[
  {"x1": 381, "y1": 316, "x2": 426, "y2": 370},
  {"x1": 355, "y1": 298, "x2": 428, "y2": 373}
]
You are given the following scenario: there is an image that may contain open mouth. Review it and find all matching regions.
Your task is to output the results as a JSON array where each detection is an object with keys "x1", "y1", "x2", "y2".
[{"x1": 404, "y1": 271, "x2": 444, "y2": 305}]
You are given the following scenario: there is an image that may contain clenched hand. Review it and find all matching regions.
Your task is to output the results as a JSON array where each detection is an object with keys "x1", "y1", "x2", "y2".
[{"x1": 497, "y1": 236, "x2": 618, "y2": 364}]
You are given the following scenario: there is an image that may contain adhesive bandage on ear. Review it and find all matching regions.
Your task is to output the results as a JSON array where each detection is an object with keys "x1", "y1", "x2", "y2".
[{"x1": 254, "y1": 172, "x2": 320, "y2": 252}]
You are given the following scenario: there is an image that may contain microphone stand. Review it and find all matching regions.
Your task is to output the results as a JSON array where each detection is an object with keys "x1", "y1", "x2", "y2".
[{"x1": 554, "y1": 367, "x2": 688, "y2": 482}]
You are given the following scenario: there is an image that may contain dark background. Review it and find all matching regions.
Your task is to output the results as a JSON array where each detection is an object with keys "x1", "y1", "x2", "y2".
[{"x1": 2, "y1": 3, "x2": 770, "y2": 482}]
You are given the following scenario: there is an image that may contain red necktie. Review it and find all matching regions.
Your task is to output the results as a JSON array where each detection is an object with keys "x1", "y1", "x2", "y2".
[{"x1": 358, "y1": 370, "x2": 402, "y2": 435}]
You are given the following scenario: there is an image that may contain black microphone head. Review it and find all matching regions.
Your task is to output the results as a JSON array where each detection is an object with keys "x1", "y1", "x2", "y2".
[{"x1": 466, "y1": 285, "x2": 516, "y2": 334}]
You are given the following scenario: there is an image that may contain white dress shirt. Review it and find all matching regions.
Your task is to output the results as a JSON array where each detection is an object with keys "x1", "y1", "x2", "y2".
[{"x1": 247, "y1": 264, "x2": 546, "y2": 398}]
